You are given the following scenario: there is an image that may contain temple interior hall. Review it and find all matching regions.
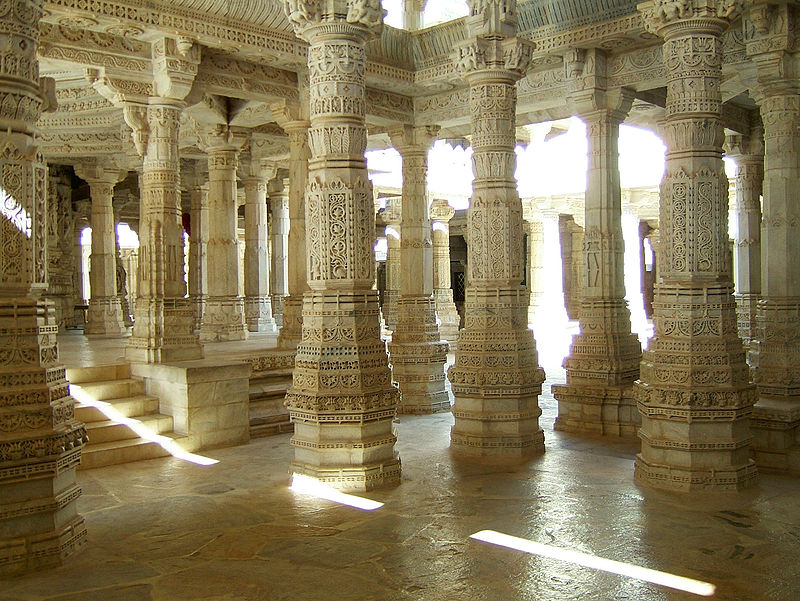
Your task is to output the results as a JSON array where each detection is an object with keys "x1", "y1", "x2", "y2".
[{"x1": 2, "y1": 0, "x2": 800, "y2": 599}]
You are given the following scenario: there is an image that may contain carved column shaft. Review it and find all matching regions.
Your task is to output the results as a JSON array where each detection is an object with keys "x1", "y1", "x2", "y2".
[
  {"x1": 243, "y1": 167, "x2": 276, "y2": 333},
  {"x1": 126, "y1": 101, "x2": 202, "y2": 363},
  {"x1": 383, "y1": 196, "x2": 401, "y2": 330},
  {"x1": 726, "y1": 132, "x2": 763, "y2": 347},
  {"x1": 553, "y1": 99, "x2": 643, "y2": 437},
  {"x1": 200, "y1": 135, "x2": 247, "y2": 342},
  {"x1": 276, "y1": 120, "x2": 310, "y2": 349},
  {"x1": 448, "y1": 5, "x2": 546, "y2": 459},
  {"x1": 0, "y1": 0, "x2": 88, "y2": 576},
  {"x1": 187, "y1": 178, "x2": 208, "y2": 330},
  {"x1": 387, "y1": 128, "x2": 449, "y2": 414},
  {"x1": 283, "y1": 2, "x2": 400, "y2": 491},
  {"x1": 634, "y1": 3, "x2": 756, "y2": 491},
  {"x1": 269, "y1": 177, "x2": 290, "y2": 325},
  {"x1": 81, "y1": 171, "x2": 127, "y2": 336},
  {"x1": 752, "y1": 93, "x2": 800, "y2": 395},
  {"x1": 430, "y1": 198, "x2": 460, "y2": 348}
]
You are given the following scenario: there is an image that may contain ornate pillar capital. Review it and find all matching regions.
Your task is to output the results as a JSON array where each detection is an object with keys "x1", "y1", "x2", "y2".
[
  {"x1": 639, "y1": 0, "x2": 744, "y2": 37},
  {"x1": 387, "y1": 124, "x2": 440, "y2": 155},
  {"x1": 285, "y1": 0, "x2": 386, "y2": 42},
  {"x1": 430, "y1": 198, "x2": 456, "y2": 223},
  {"x1": 74, "y1": 160, "x2": 127, "y2": 188}
]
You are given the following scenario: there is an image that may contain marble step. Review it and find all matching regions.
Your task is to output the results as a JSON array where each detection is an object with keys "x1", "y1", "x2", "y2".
[
  {"x1": 72, "y1": 378, "x2": 145, "y2": 402},
  {"x1": 74, "y1": 394, "x2": 160, "y2": 424},
  {"x1": 78, "y1": 437, "x2": 179, "y2": 470},
  {"x1": 85, "y1": 413, "x2": 174, "y2": 444},
  {"x1": 66, "y1": 363, "x2": 130, "y2": 384},
  {"x1": 249, "y1": 374, "x2": 292, "y2": 438}
]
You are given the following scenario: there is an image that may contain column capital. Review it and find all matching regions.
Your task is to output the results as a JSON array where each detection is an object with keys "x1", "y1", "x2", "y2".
[
  {"x1": 271, "y1": 99, "x2": 310, "y2": 132},
  {"x1": 639, "y1": 0, "x2": 744, "y2": 37},
  {"x1": 74, "y1": 160, "x2": 127, "y2": 187},
  {"x1": 725, "y1": 127, "x2": 765, "y2": 161},
  {"x1": 569, "y1": 86, "x2": 635, "y2": 124},
  {"x1": 284, "y1": 0, "x2": 386, "y2": 42},
  {"x1": 454, "y1": 36, "x2": 534, "y2": 81},
  {"x1": 430, "y1": 198, "x2": 455, "y2": 223},
  {"x1": 388, "y1": 124, "x2": 440, "y2": 154},
  {"x1": 199, "y1": 124, "x2": 249, "y2": 153}
]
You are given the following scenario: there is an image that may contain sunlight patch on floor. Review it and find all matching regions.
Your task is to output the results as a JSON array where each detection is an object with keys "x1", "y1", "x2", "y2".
[{"x1": 470, "y1": 530, "x2": 716, "y2": 597}]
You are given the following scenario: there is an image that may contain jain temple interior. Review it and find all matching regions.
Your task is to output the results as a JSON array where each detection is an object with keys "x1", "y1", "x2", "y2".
[{"x1": 2, "y1": 0, "x2": 800, "y2": 599}]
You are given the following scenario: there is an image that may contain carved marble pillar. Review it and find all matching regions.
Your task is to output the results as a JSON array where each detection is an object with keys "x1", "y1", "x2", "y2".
[
  {"x1": 186, "y1": 170, "x2": 208, "y2": 331},
  {"x1": 430, "y1": 198, "x2": 460, "y2": 349},
  {"x1": 525, "y1": 212, "x2": 545, "y2": 324},
  {"x1": 634, "y1": 0, "x2": 756, "y2": 490},
  {"x1": 558, "y1": 214, "x2": 584, "y2": 321},
  {"x1": 283, "y1": 0, "x2": 400, "y2": 490},
  {"x1": 448, "y1": 0, "x2": 546, "y2": 460},
  {"x1": 199, "y1": 126, "x2": 248, "y2": 342},
  {"x1": 553, "y1": 80, "x2": 643, "y2": 437},
  {"x1": 75, "y1": 163, "x2": 127, "y2": 337},
  {"x1": 0, "y1": 0, "x2": 88, "y2": 575},
  {"x1": 126, "y1": 102, "x2": 203, "y2": 362},
  {"x1": 272, "y1": 102, "x2": 310, "y2": 349},
  {"x1": 269, "y1": 177, "x2": 290, "y2": 326},
  {"x1": 115, "y1": 237, "x2": 133, "y2": 327},
  {"x1": 382, "y1": 196, "x2": 401, "y2": 331},
  {"x1": 387, "y1": 125, "x2": 450, "y2": 414},
  {"x1": 746, "y1": 4, "x2": 800, "y2": 472},
  {"x1": 240, "y1": 156, "x2": 277, "y2": 333},
  {"x1": 552, "y1": 78, "x2": 642, "y2": 436},
  {"x1": 726, "y1": 130, "x2": 763, "y2": 349}
]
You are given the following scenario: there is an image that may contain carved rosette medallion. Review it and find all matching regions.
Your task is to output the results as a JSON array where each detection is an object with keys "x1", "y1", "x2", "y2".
[
  {"x1": 634, "y1": 0, "x2": 756, "y2": 491},
  {"x1": 448, "y1": 0, "x2": 546, "y2": 460},
  {"x1": 0, "y1": 0, "x2": 88, "y2": 576},
  {"x1": 282, "y1": 0, "x2": 400, "y2": 491}
]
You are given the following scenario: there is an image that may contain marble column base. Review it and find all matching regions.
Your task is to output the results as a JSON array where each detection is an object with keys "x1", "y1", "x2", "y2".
[
  {"x1": 200, "y1": 296, "x2": 248, "y2": 342},
  {"x1": 552, "y1": 383, "x2": 640, "y2": 437},
  {"x1": 126, "y1": 298, "x2": 203, "y2": 363},
  {"x1": 389, "y1": 297, "x2": 450, "y2": 415},
  {"x1": 271, "y1": 295, "x2": 285, "y2": 328},
  {"x1": 735, "y1": 293, "x2": 759, "y2": 350},
  {"x1": 277, "y1": 295, "x2": 303, "y2": 350},
  {"x1": 383, "y1": 290, "x2": 399, "y2": 331},
  {"x1": 0, "y1": 298, "x2": 88, "y2": 577},
  {"x1": 633, "y1": 406, "x2": 757, "y2": 491},
  {"x1": 285, "y1": 290, "x2": 400, "y2": 492},
  {"x1": 245, "y1": 296, "x2": 277, "y2": 333},
  {"x1": 433, "y1": 290, "x2": 460, "y2": 351},
  {"x1": 84, "y1": 297, "x2": 126, "y2": 337},
  {"x1": 750, "y1": 398, "x2": 800, "y2": 473},
  {"x1": 449, "y1": 288, "x2": 546, "y2": 461},
  {"x1": 190, "y1": 295, "x2": 206, "y2": 332}
]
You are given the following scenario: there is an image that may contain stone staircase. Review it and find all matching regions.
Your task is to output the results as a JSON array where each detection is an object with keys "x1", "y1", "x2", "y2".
[
  {"x1": 247, "y1": 357, "x2": 294, "y2": 438},
  {"x1": 66, "y1": 364, "x2": 185, "y2": 470}
]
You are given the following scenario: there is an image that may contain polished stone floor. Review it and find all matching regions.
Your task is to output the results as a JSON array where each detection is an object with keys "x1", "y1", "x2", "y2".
[{"x1": 5, "y1": 342, "x2": 800, "y2": 601}]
